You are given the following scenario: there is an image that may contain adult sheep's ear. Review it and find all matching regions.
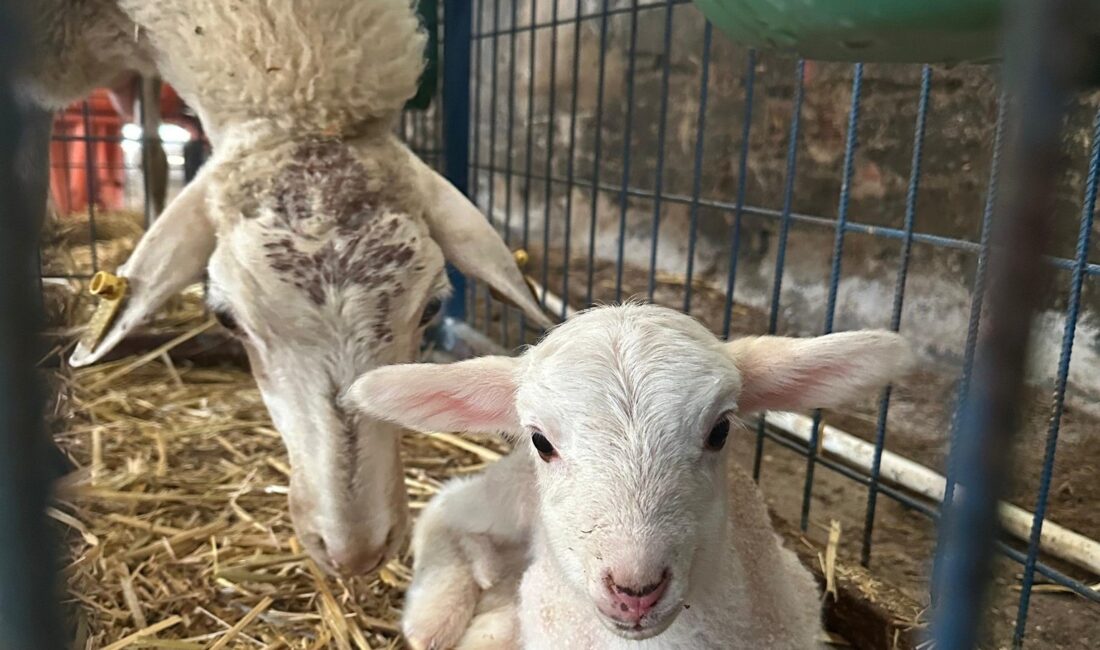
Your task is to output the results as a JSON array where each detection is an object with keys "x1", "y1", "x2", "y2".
[
  {"x1": 345, "y1": 356, "x2": 523, "y2": 437},
  {"x1": 69, "y1": 168, "x2": 216, "y2": 367},
  {"x1": 725, "y1": 330, "x2": 914, "y2": 415},
  {"x1": 409, "y1": 152, "x2": 555, "y2": 330}
]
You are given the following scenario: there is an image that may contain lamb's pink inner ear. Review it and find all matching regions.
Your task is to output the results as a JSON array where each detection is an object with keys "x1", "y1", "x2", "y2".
[
  {"x1": 348, "y1": 355, "x2": 522, "y2": 436},
  {"x1": 727, "y1": 331, "x2": 914, "y2": 414},
  {"x1": 735, "y1": 361, "x2": 849, "y2": 414},
  {"x1": 408, "y1": 390, "x2": 518, "y2": 434}
]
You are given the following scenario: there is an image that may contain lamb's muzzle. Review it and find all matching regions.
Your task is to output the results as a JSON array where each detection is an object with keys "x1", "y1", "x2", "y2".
[{"x1": 599, "y1": 568, "x2": 672, "y2": 632}]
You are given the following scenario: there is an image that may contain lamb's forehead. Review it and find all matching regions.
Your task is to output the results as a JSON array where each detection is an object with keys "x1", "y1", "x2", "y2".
[
  {"x1": 528, "y1": 304, "x2": 724, "y2": 362},
  {"x1": 518, "y1": 305, "x2": 739, "y2": 423}
]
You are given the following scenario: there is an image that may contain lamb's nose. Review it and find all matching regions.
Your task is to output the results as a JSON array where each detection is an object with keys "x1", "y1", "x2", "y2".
[{"x1": 605, "y1": 570, "x2": 670, "y2": 624}]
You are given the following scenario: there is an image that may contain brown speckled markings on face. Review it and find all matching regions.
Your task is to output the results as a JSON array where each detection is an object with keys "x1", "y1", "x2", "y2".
[{"x1": 258, "y1": 138, "x2": 416, "y2": 344}]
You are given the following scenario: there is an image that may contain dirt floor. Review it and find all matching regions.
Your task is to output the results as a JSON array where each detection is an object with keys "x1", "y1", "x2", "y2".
[{"x1": 466, "y1": 254, "x2": 1100, "y2": 649}]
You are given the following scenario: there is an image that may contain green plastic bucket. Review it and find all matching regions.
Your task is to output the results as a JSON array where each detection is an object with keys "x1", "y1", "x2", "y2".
[{"x1": 691, "y1": 0, "x2": 1004, "y2": 64}]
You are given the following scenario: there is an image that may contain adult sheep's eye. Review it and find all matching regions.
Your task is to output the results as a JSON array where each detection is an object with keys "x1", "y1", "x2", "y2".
[
  {"x1": 531, "y1": 431, "x2": 557, "y2": 462},
  {"x1": 419, "y1": 297, "x2": 443, "y2": 326},
  {"x1": 705, "y1": 417, "x2": 730, "y2": 452}
]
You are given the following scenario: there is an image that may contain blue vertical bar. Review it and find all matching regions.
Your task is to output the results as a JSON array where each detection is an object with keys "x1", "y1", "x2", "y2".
[
  {"x1": 520, "y1": 0, "x2": 539, "y2": 343},
  {"x1": 0, "y1": 10, "x2": 66, "y2": 644},
  {"x1": 469, "y1": 0, "x2": 485, "y2": 328},
  {"x1": 721, "y1": 50, "x2": 757, "y2": 339},
  {"x1": 753, "y1": 59, "x2": 805, "y2": 481},
  {"x1": 486, "y1": 0, "x2": 500, "y2": 329},
  {"x1": 862, "y1": 65, "x2": 932, "y2": 566},
  {"x1": 801, "y1": 62, "x2": 863, "y2": 532},
  {"x1": 683, "y1": 22, "x2": 713, "y2": 314},
  {"x1": 645, "y1": 0, "x2": 676, "y2": 301},
  {"x1": 1012, "y1": 106, "x2": 1100, "y2": 648},
  {"x1": 442, "y1": 0, "x2": 472, "y2": 321},
  {"x1": 614, "y1": 0, "x2": 640, "y2": 302},
  {"x1": 501, "y1": 0, "x2": 520, "y2": 348},
  {"x1": 931, "y1": 89, "x2": 1006, "y2": 599},
  {"x1": 584, "y1": 0, "x2": 611, "y2": 307},
  {"x1": 932, "y1": 0, "x2": 1084, "y2": 645},
  {"x1": 559, "y1": 0, "x2": 584, "y2": 320},
  {"x1": 539, "y1": 0, "x2": 560, "y2": 309}
]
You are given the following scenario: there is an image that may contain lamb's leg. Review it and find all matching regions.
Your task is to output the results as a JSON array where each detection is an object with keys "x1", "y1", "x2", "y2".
[
  {"x1": 404, "y1": 450, "x2": 533, "y2": 650},
  {"x1": 454, "y1": 575, "x2": 522, "y2": 650}
]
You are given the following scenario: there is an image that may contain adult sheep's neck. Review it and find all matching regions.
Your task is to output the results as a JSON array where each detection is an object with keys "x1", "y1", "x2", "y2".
[{"x1": 211, "y1": 116, "x2": 398, "y2": 156}]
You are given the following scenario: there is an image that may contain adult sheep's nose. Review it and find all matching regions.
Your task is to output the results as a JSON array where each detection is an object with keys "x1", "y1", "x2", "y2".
[
  {"x1": 302, "y1": 526, "x2": 400, "y2": 577},
  {"x1": 326, "y1": 542, "x2": 387, "y2": 577},
  {"x1": 603, "y1": 569, "x2": 671, "y2": 624}
]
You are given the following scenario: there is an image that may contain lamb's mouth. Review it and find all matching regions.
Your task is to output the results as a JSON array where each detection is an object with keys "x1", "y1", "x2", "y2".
[{"x1": 600, "y1": 601, "x2": 681, "y2": 640}]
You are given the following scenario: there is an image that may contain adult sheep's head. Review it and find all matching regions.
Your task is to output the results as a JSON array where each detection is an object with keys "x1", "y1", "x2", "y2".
[
  {"x1": 72, "y1": 0, "x2": 554, "y2": 577},
  {"x1": 69, "y1": 134, "x2": 552, "y2": 576}
]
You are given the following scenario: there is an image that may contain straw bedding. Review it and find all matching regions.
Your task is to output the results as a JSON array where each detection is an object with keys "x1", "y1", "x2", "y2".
[
  {"x1": 40, "y1": 209, "x2": 517, "y2": 648},
  {"x1": 50, "y1": 323, "x2": 510, "y2": 649}
]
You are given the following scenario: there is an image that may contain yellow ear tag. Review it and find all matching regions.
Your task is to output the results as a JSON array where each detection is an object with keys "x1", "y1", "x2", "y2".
[
  {"x1": 81, "y1": 271, "x2": 129, "y2": 352},
  {"x1": 489, "y1": 249, "x2": 541, "y2": 309}
]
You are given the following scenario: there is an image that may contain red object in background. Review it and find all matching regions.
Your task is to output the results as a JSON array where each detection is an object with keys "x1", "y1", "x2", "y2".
[
  {"x1": 50, "y1": 88, "x2": 125, "y2": 215},
  {"x1": 49, "y1": 81, "x2": 196, "y2": 215}
]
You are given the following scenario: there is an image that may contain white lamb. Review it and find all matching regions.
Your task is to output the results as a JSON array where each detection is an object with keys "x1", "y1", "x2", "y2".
[{"x1": 348, "y1": 303, "x2": 914, "y2": 649}]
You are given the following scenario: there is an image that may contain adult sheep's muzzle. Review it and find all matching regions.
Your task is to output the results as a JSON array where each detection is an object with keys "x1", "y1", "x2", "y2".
[{"x1": 288, "y1": 473, "x2": 409, "y2": 577}]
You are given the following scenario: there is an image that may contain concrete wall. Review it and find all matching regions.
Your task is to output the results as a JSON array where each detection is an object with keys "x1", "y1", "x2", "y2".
[{"x1": 467, "y1": 0, "x2": 1100, "y2": 413}]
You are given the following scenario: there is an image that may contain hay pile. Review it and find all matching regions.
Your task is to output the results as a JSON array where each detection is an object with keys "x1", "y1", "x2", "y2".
[
  {"x1": 40, "y1": 209, "x2": 206, "y2": 332},
  {"x1": 51, "y1": 324, "x2": 510, "y2": 649},
  {"x1": 41, "y1": 209, "x2": 147, "y2": 276}
]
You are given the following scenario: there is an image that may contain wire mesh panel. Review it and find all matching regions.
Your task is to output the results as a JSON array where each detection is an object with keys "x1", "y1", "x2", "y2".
[
  {"x1": 458, "y1": 0, "x2": 1100, "y2": 646},
  {"x1": 43, "y1": 90, "x2": 203, "y2": 280}
]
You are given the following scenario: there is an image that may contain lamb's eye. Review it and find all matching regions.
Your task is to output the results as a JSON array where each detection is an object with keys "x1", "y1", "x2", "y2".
[
  {"x1": 213, "y1": 308, "x2": 240, "y2": 334},
  {"x1": 419, "y1": 297, "x2": 443, "y2": 326},
  {"x1": 531, "y1": 431, "x2": 557, "y2": 462},
  {"x1": 705, "y1": 417, "x2": 730, "y2": 451}
]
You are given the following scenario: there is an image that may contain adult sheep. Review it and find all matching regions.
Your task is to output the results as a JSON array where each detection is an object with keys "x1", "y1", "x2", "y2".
[{"x1": 65, "y1": 0, "x2": 552, "y2": 577}]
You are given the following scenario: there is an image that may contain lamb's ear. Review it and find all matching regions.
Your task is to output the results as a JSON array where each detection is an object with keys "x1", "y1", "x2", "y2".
[
  {"x1": 346, "y1": 356, "x2": 523, "y2": 437},
  {"x1": 69, "y1": 169, "x2": 215, "y2": 367},
  {"x1": 410, "y1": 153, "x2": 555, "y2": 330},
  {"x1": 726, "y1": 331, "x2": 914, "y2": 414}
]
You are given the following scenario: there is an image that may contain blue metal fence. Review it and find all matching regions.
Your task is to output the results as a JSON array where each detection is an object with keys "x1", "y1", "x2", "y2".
[{"x1": 427, "y1": 0, "x2": 1100, "y2": 647}]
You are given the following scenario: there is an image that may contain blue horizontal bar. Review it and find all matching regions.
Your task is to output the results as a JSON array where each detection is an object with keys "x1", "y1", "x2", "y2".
[{"x1": 468, "y1": 164, "x2": 1100, "y2": 276}]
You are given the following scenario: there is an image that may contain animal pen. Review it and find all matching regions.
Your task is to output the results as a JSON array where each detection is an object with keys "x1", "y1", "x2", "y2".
[{"x1": 2, "y1": 0, "x2": 1099, "y2": 649}]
